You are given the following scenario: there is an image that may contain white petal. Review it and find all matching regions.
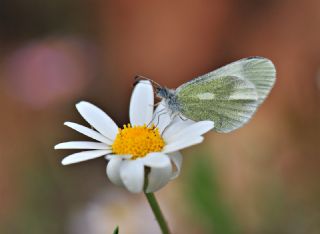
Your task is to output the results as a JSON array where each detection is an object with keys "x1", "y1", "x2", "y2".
[
  {"x1": 120, "y1": 160, "x2": 144, "y2": 193},
  {"x1": 61, "y1": 149, "x2": 111, "y2": 165},
  {"x1": 168, "y1": 151, "x2": 183, "y2": 180},
  {"x1": 105, "y1": 155, "x2": 131, "y2": 160},
  {"x1": 55, "y1": 141, "x2": 109, "y2": 150},
  {"x1": 64, "y1": 122, "x2": 113, "y2": 145},
  {"x1": 129, "y1": 80, "x2": 154, "y2": 126},
  {"x1": 165, "y1": 121, "x2": 214, "y2": 142},
  {"x1": 106, "y1": 157, "x2": 124, "y2": 186},
  {"x1": 142, "y1": 152, "x2": 171, "y2": 168},
  {"x1": 76, "y1": 101, "x2": 118, "y2": 140},
  {"x1": 162, "y1": 136, "x2": 204, "y2": 153},
  {"x1": 145, "y1": 162, "x2": 172, "y2": 193},
  {"x1": 162, "y1": 117, "x2": 195, "y2": 140},
  {"x1": 152, "y1": 102, "x2": 172, "y2": 133}
]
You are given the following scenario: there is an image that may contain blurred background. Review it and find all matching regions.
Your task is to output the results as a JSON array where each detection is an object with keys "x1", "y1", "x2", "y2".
[{"x1": 1, "y1": 0, "x2": 320, "y2": 233}]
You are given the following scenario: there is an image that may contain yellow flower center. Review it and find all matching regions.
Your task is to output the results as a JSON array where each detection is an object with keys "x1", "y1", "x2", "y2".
[{"x1": 112, "y1": 124, "x2": 165, "y2": 159}]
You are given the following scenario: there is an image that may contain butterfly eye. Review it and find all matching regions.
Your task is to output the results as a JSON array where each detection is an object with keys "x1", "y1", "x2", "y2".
[
  {"x1": 155, "y1": 88, "x2": 167, "y2": 98},
  {"x1": 155, "y1": 87, "x2": 164, "y2": 95}
]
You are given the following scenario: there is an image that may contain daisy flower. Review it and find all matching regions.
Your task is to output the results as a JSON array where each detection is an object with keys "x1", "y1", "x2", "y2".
[{"x1": 55, "y1": 80, "x2": 214, "y2": 193}]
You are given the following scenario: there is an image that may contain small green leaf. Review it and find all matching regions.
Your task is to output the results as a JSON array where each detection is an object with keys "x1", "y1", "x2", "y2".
[{"x1": 113, "y1": 226, "x2": 119, "y2": 234}]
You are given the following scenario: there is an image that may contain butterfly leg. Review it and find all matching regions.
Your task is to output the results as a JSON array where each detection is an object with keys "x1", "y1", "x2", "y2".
[
  {"x1": 178, "y1": 114, "x2": 189, "y2": 121},
  {"x1": 147, "y1": 107, "x2": 167, "y2": 127},
  {"x1": 160, "y1": 112, "x2": 180, "y2": 135}
]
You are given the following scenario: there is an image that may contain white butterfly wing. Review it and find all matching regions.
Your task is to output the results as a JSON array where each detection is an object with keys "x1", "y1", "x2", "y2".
[
  {"x1": 176, "y1": 76, "x2": 259, "y2": 133},
  {"x1": 177, "y1": 57, "x2": 276, "y2": 105},
  {"x1": 174, "y1": 57, "x2": 276, "y2": 133}
]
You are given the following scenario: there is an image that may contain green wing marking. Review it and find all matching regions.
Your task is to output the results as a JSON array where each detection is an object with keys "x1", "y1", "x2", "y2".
[
  {"x1": 176, "y1": 76, "x2": 259, "y2": 133},
  {"x1": 177, "y1": 57, "x2": 276, "y2": 105}
]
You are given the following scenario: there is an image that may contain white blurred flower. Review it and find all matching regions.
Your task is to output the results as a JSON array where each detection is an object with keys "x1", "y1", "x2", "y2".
[
  {"x1": 55, "y1": 81, "x2": 214, "y2": 193},
  {"x1": 68, "y1": 188, "x2": 167, "y2": 234}
]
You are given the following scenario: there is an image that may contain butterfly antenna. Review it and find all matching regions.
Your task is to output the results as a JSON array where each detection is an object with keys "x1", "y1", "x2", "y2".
[{"x1": 134, "y1": 75, "x2": 162, "y2": 89}]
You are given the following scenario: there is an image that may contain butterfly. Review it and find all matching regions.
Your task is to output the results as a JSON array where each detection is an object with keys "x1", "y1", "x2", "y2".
[{"x1": 137, "y1": 57, "x2": 276, "y2": 133}]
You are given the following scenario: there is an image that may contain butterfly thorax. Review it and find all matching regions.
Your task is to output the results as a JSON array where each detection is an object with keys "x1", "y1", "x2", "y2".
[{"x1": 155, "y1": 87, "x2": 181, "y2": 114}]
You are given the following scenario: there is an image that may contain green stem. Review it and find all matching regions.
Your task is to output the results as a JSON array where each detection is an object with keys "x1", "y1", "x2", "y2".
[{"x1": 144, "y1": 192, "x2": 171, "y2": 234}]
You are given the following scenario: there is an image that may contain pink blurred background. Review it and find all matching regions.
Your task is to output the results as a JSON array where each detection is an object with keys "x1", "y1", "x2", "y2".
[{"x1": 0, "y1": 0, "x2": 319, "y2": 233}]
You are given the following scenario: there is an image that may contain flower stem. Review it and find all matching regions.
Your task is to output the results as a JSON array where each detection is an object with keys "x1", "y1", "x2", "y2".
[{"x1": 144, "y1": 192, "x2": 171, "y2": 234}]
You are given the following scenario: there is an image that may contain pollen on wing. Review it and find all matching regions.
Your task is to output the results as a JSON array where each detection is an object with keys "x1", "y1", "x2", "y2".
[{"x1": 112, "y1": 124, "x2": 165, "y2": 159}]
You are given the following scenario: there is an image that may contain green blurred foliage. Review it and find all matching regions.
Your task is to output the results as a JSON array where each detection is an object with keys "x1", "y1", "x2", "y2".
[
  {"x1": 185, "y1": 151, "x2": 238, "y2": 234},
  {"x1": 113, "y1": 226, "x2": 119, "y2": 234},
  {"x1": 1, "y1": 162, "x2": 66, "y2": 234}
]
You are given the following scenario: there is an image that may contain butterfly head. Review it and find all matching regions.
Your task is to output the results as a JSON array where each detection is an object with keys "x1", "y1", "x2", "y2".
[
  {"x1": 133, "y1": 76, "x2": 180, "y2": 112},
  {"x1": 155, "y1": 87, "x2": 170, "y2": 99},
  {"x1": 155, "y1": 87, "x2": 181, "y2": 114}
]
